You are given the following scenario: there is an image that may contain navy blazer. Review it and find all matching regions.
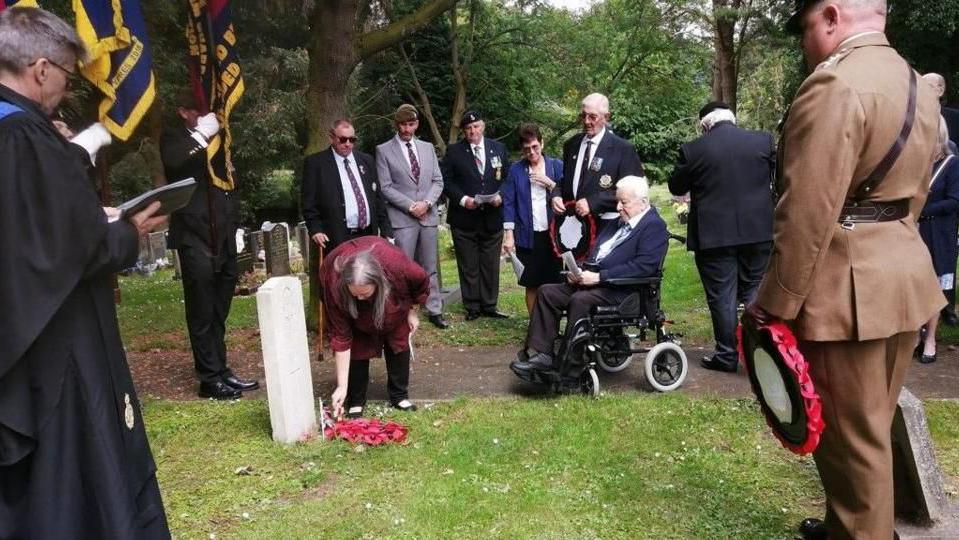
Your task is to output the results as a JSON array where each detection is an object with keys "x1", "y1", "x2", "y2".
[
  {"x1": 919, "y1": 155, "x2": 959, "y2": 276},
  {"x1": 554, "y1": 130, "x2": 644, "y2": 215},
  {"x1": 668, "y1": 121, "x2": 775, "y2": 251},
  {"x1": 586, "y1": 206, "x2": 669, "y2": 281},
  {"x1": 501, "y1": 156, "x2": 564, "y2": 249},
  {"x1": 441, "y1": 138, "x2": 511, "y2": 232}
]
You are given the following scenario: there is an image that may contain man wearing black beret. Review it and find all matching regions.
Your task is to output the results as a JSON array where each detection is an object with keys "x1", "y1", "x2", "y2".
[{"x1": 441, "y1": 111, "x2": 512, "y2": 320}]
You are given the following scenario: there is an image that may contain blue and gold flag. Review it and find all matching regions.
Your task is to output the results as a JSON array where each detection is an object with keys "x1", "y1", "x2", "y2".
[
  {"x1": 186, "y1": 0, "x2": 244, "y2": 191},
  {"x1": 0, "y1": 1, "x2": 40, "y2": 12},
  {"x1": 73, "y1": 0, "x2": 155, "y2": 141}
]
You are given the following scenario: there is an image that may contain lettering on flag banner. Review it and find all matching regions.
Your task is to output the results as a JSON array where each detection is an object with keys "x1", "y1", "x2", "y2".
[
  {"x1": 0, "y1": 1, "x2": 40, "y2": 12},
  {"x1": 186, "y1": 0, "x2": 244, "y2": 192},
  {"x1": 74, "y1": 0, "x2": 156, "y2": 141}
]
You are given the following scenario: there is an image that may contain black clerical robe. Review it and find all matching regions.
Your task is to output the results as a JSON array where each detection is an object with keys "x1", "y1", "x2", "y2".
[{"x1": 0, "y1": 85, "x2": 170, "y2": 538}]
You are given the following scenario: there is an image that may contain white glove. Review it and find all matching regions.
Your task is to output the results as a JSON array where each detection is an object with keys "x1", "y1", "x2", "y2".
[
  {"x1": 70, "y1": 122, "x2": 111, "y2": 165},
  {"x1": 195, "y1": 112, "x2": 220, "y2": 139}
]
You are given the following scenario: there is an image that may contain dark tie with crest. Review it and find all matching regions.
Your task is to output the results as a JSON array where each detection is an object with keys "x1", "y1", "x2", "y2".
[
  {"x1": 343, "y1": 158, "x2": 368, "y2": 229},
  {"x1": 407, "y1": 142, "x2": 420, "y2": 184},
  {"x1": 577, "y1": 139, "x2": 593, "y2": 198}
]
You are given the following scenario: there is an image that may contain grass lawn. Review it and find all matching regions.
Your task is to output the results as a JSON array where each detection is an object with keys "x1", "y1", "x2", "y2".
[
  {"x1": 148, "y1": 395, "x2": 959, "y2": 539},
  {"x1": 117, "y1": 185, "x2": 714, "y2": 352}
]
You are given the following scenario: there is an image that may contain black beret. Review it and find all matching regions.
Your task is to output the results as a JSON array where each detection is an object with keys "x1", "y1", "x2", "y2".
[
  {"x1": 699, "y1": 101, "x2": 730, "y2": 119},
  {"x1": 460, "y1": 110, "x2": 483, "y2": 128}
]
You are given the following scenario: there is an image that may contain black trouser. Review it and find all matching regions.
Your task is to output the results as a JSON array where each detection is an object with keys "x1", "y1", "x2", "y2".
[
  {"x1": 345, "y1": 346, "x2": 411, "y2": 408},
  {"x1": 526, "y1": 283, "x2": 627, "y2": 355},
  {"x1": 451, "y1": 227, "x2": 503, "y2": 313},
  {"x1": 179, "y1": 241, "x2": 238, "y2": 384},
  {"x1": 694, "y1": 241, "x2": 772, "y2": 366}
]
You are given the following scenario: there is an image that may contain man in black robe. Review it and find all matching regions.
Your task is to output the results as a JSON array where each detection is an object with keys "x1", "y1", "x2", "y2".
[{"x1": 0, "y1": 7, "x2": 170, "y2": 538}]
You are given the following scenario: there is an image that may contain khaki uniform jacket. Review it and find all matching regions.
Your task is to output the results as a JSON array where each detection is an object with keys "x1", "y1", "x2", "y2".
[{"x1": 756, "y1": 33, "x2": 944, "y2": 342}]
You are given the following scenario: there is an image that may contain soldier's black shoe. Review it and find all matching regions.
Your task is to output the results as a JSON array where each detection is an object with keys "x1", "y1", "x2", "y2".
[
  {"x1": 700, "y1": 356, "x2": 737, "y2": 373},
  {"x1": 199, "y1": 381, "x2": 242, "y2": 400},
  {"x1": 465, "y1": 310, "x2": 481, "y2": 321},
  {"x1": 942, "y1": 309, "x2": 959, "y2": 326},
  {"x1": 223, "y1": 375, "x2": 260, "y2": 391},
  {"x1": 798, "y1": 518, "x2": 826, "y2": 540},
  {"x1": 481, "y1": 309, "x2": 510, "y2": 319}
]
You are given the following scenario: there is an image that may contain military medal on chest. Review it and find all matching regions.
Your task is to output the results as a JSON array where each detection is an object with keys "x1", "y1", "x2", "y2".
[{"x1": 491, "y1": 155, "x2": 502, "y2": 181}]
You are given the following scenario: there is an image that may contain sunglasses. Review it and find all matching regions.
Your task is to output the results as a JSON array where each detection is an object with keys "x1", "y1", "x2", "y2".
[
  {"x1": 29, "y1": 58, "x2": 78, "y2": 90},
  {"x1": 334, "y1": 136, "x2": 358, "y2": 144}
]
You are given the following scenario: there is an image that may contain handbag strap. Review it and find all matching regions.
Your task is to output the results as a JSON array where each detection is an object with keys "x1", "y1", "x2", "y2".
[
  {"x1": 853, "y1": 63, "x2": 918, "y2": 199},
  {"x1": 930, "y1": 155, "x2": 955, "y2": 188}
]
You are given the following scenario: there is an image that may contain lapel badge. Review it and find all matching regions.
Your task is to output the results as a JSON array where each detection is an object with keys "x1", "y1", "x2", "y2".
[
  {"x1": 589, "y1": 157, "x2": 604, "y2": 172},
  {"x1": 599, "y1": 174, "x2": 613, "y2": 189},
  {"x1": 124, "y1": 393, "x2": 135, "y2": 430},
  {"x1": 359, "y1": 164, "x2": 366, "y2": 175},
  {"x1": 490, "y1": 156, "x2": 502, "y2": 169},
  {"x1": 372, "y1": 182, "x2": 377, "y2": 192}
]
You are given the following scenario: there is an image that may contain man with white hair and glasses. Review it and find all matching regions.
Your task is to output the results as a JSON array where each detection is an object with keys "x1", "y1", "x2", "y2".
[{"x1": 0, "y1": 7, "x2": 170, "y2": 538}]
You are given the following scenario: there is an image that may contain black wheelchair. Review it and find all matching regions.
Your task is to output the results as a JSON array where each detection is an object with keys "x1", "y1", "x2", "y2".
[{"x1": 510, "y1": 234, "x2": 689, "y2": 397}]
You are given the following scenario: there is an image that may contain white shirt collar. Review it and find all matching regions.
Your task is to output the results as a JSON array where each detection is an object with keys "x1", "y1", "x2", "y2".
[
  {"x1": 623, "y1": 206, "x2": 650, "y2": 230},
  {"x1": 471, "y1": 137, "x2": 485, "y2": 151},
  {"x1": 339, "y1": 152, "x2": 355, "y2": 164},
  {"x1": 584, "y1": 126, "x2": 607, "y2": 147},
  {"x1": 395, "y1": 134, "x2": 416, "y2": 147}
]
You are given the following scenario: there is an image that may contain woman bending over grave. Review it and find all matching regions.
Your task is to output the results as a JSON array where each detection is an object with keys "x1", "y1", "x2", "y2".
[{"x1": 322, "y1": 236, "x2": 429, "y2": 418}]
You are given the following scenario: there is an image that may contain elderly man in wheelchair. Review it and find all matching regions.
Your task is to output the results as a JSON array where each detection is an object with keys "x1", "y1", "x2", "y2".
[{"x1": 510, "y1": 175, "x2": 688, "y2": 394}]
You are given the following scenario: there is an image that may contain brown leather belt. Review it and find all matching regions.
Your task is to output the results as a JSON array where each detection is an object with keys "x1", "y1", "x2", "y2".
[{"x1": 838, "y1": 199, "x2": 909, "y2": 226}]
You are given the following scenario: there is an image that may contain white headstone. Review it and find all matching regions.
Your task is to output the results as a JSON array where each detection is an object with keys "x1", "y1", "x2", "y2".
[{"x1": 256, "y1": 276, "x2": 317, "y2": 443}]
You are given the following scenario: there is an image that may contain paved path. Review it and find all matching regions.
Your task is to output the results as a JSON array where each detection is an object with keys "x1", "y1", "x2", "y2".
[{"x1": 130, "y1": 343, "x2": 959, "y2": 402}]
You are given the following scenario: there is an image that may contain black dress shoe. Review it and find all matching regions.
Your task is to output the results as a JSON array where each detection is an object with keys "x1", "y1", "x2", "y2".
[
  {"x1": 481, "y1": 309, "x2": 509, "y2": 319},
  {"x1": 919, "y1": 352, "x2": 937, "y2": 364},
  {"x1": 465, "y1": 310, "x2": 481, "y2": 321},
  {"x1": 223, "y1": 375, "x2": 260, "y2": 391},
  {"x1": 798, "y1": 517, "x2": 827, "y2": 540},
  {"x1": 700, "y1": 356, "x2": 737, "y2": 373},
  {"x1": 511, "y1": 352, "x2": 553, "y2": 372},
  {"x1": 345, "y1": 405, "x2": 364, "y2": 419},
  {"x1": 199, "y1": 381, "x2": 242, "y2": 400},
  {"x1": 428, "y1": 314, "x2": 451, "y2": 329}
]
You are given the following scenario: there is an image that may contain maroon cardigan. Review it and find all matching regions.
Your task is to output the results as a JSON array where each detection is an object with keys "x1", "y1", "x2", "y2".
[{"x1": 321, "y1": 236, "x2": 429, "y2": 359}]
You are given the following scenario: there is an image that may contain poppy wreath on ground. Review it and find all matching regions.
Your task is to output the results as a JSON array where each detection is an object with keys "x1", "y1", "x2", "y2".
[
  {"x1": 324, "y1": 418, "x2": 409, "y2": 446},
  {"x1": 549, "y1": 200, "x2": 598, "y2": 263},
  {"x1": 737, "y1": 318, "x2": 825, "y2": 455}
]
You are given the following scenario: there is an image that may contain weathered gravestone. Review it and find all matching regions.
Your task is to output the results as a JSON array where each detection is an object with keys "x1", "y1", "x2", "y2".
[
  {"x1": 296, "y1": 222, "x2": 310, "y2": 270},
  {"x1": 256, "y1": 276, "x2": 317, "y2": 443},
  {"x1": 263, "y1": 224, "x2": 291, "y2": 276},
  {"x1": 236, "y1": 229, "x2": 254, "y2": 275},
  {"x1": 892, "y1": 387, "x2": 949, "y2": 524},
  {"x1": 148, "y1": 232, "x2": 167, "y2": 264}
]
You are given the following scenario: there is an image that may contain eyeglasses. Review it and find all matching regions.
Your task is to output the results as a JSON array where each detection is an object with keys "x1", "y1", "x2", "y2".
[
  {"x1": 29, "y1": 58, "x2": 78, "y2": 90},
  {"x1": 335, "y1": 136, "x2": 358, "y2": 144},
  {"x1": 579, "y1": 112, "x2": 603, "y2": 122}
]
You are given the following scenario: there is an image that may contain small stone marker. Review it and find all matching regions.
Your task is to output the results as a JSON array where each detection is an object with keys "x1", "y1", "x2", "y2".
[
  {"x1": 148, "y1": 232, "x2": 167, "y2": 264},
  {"x1": 256, "y1": 276, "x2": 317, "y2": 444},
  {"x1": 296, "y1": 222, "x2": 310, "y2": 269},
  {"x1": 892, "y1": 387, "x2": 948, "y2": 524},
  {"x1": 236, "y1": 229, "x2": 254, "y2": 275},
  {"x1": 264, "y1": 223, "x2": 291, "y2": 276}
]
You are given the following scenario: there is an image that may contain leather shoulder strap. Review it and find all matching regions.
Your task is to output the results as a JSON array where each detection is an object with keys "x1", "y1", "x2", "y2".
[{"x1": 854, "y1": 63, "x2": 918, "y2": 199}]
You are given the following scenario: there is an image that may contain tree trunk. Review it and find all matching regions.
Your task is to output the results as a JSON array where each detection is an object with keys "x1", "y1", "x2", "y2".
[
  {"x1": 711, "y1": 0, "x2": 739, "y2": 112},
  {"x1": 305, "y1": 0, "x2": 359, "y2": 155}
]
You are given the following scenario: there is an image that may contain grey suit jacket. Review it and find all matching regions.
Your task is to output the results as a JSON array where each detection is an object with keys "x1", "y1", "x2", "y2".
[{"x1": 375, "y1": 137, "x2": 444, "y2": 228}]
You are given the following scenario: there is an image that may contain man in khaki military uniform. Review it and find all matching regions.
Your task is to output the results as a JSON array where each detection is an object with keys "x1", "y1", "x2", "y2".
[{"x1": 747, "y1": 1, "x2": 943, "y2": 538}]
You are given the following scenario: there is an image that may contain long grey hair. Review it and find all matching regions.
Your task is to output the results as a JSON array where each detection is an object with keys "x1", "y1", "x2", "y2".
[{"x1": 335, "y1": 249, "x2": 391, "y2": 329}]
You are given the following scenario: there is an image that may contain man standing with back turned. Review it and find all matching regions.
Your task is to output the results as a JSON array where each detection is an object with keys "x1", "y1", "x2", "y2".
[
  {"x1": 670, "y1": 101, "x2": 776, "y2": 373},
  {"x1": 747, "y1": 1, "x2": 942, "y2": 538}
]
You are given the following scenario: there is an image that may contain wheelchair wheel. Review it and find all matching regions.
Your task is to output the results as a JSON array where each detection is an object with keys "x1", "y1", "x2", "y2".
[
  {"x1": 596, "y1": 335, "x2": 633, "y2": 373},
  {"x1": 644, "y1": 341, "x2": 687, "y2": 392},
  {"x1": 580, "y1": 367, "x2": 600, "y2": 398}
]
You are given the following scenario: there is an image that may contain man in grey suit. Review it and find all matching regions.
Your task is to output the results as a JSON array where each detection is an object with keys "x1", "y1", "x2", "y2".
[{"x1": 376, "y1": 104, "x2": 449, "y2": 328}]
